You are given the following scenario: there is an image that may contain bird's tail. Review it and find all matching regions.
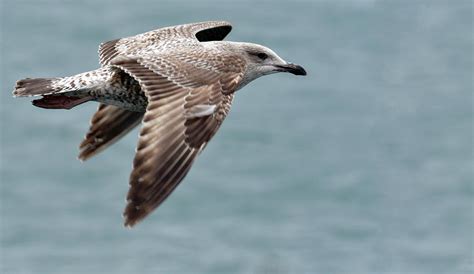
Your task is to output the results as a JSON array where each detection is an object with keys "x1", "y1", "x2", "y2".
[
  {"x1": 13, "y1": 68, "x2": 109, "y2": 109},
  {"x1": 13, "y1": 78, "x2": 62, "y2": 97}
]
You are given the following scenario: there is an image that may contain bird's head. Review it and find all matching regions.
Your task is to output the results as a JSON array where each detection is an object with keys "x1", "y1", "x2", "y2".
[
  {"x1": 207, "y1": 41, "x2": 306, "y2": 89},
  {"x1": 228, "y1": 42, "x2": 306, "y2": 88},
  {"x1": 240, "y1": 42, "x2": 306, "y2": 75}
]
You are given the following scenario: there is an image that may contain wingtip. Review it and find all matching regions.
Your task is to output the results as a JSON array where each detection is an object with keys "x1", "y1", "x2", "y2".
[
  {"x1": 77, "y1": 147, "x2": 96, "y2": 162},
  {"x1": 122, "y1": 200, "x2": 151, "y2": 228},
  {"x1": 123, "y1": 213, "x2": 138, "y2": 228},
  {"x1": 123, "y1": 221, "x2": 134, "y2": 229},
  {"x1": 77, "y1": 150, "x2": 89, "y2": 162}
]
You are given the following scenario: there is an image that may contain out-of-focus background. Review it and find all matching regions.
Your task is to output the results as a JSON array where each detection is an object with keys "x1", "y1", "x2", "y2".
[{"x1": 1, "y1": 0, "x2": 472, "y2": 273}]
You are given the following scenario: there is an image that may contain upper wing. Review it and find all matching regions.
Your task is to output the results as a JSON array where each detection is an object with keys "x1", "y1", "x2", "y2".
[
  {"x1": 98, "y1": 21, "x2": 232, "y2": 66},
  {"x1": 79, "y1": 104, "x2": 143, "y2": 161},
  {"x1": 111, "y1": 55, "x2": 244, "y2": 227}
]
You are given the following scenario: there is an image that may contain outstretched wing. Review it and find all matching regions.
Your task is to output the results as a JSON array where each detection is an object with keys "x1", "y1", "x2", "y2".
[
  {"x1": 111, "y1": 54, "x2": 244, "y2": 227},
  {"x1": 79, "y1": 104, "x2": 143, "y2": 161},
  {"x1": 98, "y1": 21, "x2": 232, "y2": 66}
]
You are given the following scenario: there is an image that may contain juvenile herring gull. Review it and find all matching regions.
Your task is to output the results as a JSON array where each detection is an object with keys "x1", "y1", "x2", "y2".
[{"x1": 13, "y1": 21, "x2": 306, "y2": 227}]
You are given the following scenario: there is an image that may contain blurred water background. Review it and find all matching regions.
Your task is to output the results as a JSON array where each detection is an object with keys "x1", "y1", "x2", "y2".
[{"x1": 1, "y1": 0, "x2": 472, "y2": 273}]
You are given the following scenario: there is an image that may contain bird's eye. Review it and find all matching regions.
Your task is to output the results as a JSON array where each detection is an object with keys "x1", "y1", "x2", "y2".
[{"x1": 257, "y1": 53, "x2": 268, "y2": 60}]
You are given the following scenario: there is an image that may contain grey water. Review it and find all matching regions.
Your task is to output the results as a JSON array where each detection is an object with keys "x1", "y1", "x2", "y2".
[{"x1": 1, "y1": 0, "x2": 472, "y2": 273}]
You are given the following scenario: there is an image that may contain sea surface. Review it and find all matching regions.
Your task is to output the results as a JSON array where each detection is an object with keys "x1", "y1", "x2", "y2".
[{"x1": 1, "y1": 1, "x2": 472, "y2": 273}]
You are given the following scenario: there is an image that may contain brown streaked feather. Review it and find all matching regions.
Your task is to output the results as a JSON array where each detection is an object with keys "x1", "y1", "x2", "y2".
[
  {"x1": 79, "y1": 104, "x2": 143, "y2": 161},
  {"x1": 98, "y1": 21, "x2": 232, "y2": 66},
  {"x1": 98, "y1": 39, "x2": 120, "y2": 66},
  {"x1": 111, "y1": 56, "x2": 242, "y2": 227}
]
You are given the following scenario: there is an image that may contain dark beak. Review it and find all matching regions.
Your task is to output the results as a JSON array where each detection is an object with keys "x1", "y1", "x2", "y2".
[{"x1": 274, "y1": 63, "x2": 307, "y2": 76}]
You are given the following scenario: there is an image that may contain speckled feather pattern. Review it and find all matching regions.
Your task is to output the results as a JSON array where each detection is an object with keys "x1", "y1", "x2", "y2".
[
  {"x1": 13, "y1": 21, "x2": 277, "y2": 227},
  {"x1": 90, "y1": 21, "x2": 246, "y2": 226}
]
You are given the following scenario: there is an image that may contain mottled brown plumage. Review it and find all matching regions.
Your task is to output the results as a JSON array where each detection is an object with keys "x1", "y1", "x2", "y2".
[
  {"x1": 111, "y1": 56, "x2": 241, "y2": 226},
  {"x1": 13, "y1": 21, "x2": 306, "y2": 227},
  {"x1": 79, "y1": 104, "x2": 143, "y2": 161}
]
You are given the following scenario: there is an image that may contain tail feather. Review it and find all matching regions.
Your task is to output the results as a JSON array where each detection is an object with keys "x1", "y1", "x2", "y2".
[
  {"x1": 32, "y1": 95, "x2": 92, "y2": 110},
  {"x1": 13, "y1": 78, "x2": 61, "y2": 97}
]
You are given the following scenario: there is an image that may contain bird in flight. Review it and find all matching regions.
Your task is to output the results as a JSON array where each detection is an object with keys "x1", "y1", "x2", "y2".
[{"x1": 13, "y1": 21, "x2": 306, "y2": 227}]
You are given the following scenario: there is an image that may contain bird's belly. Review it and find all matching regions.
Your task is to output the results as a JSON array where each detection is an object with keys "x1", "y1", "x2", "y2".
[{"x1": 89, "y1": 78, "x2": 148, "y2": 112}]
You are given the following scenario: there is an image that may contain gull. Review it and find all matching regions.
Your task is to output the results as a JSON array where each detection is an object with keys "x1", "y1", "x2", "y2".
[{"x1": 13, "y1": 21, "x2": 306, "y2": 227}]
